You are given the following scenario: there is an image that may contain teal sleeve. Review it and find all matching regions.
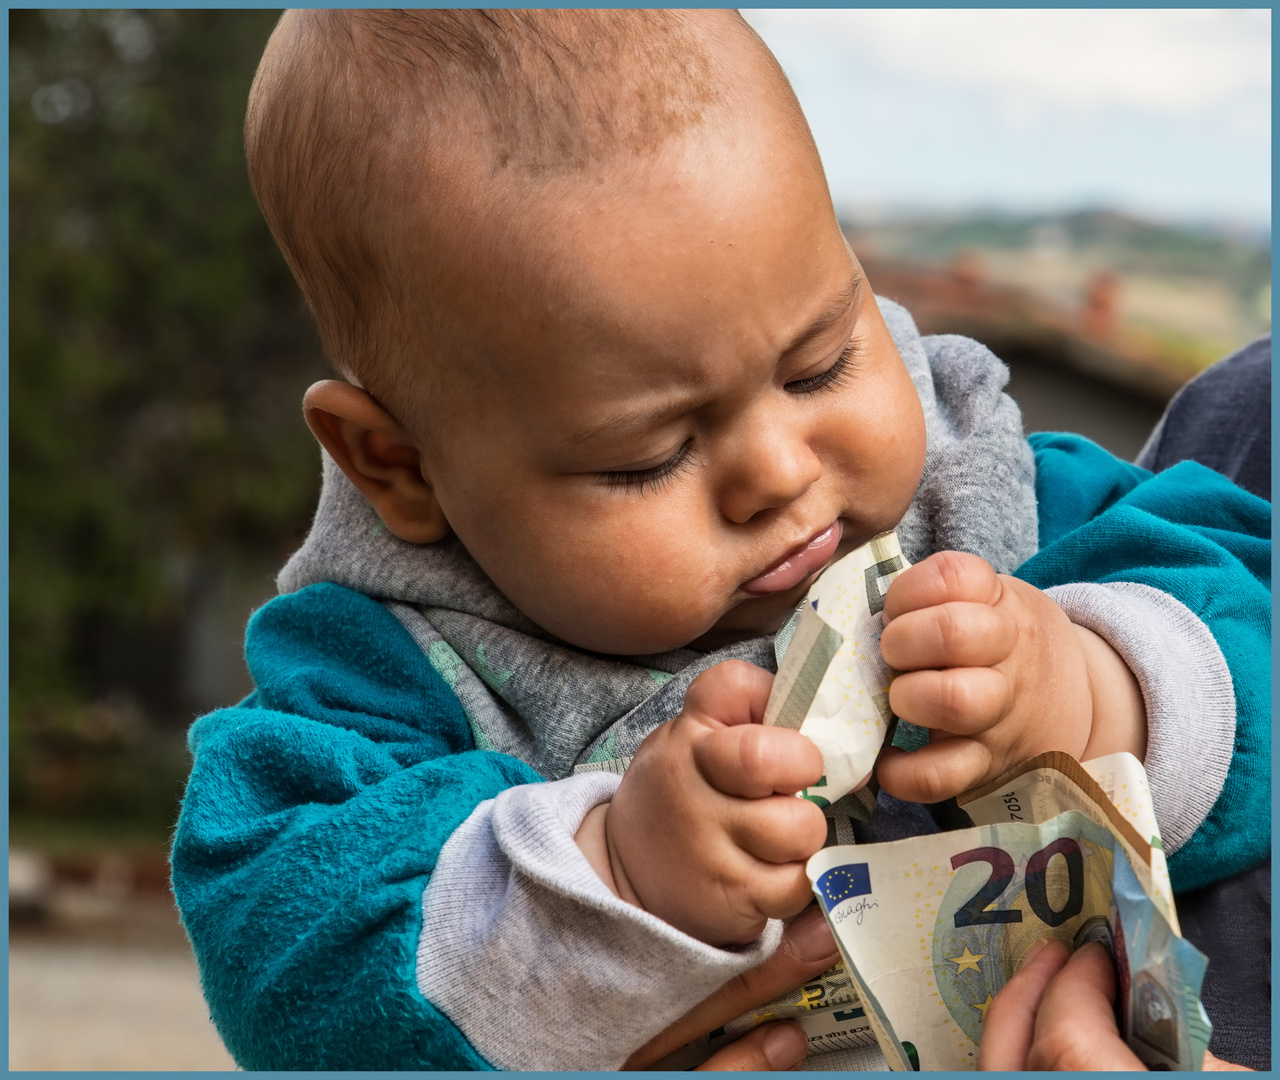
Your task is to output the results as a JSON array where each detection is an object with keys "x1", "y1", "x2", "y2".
[
  {"x1": 1017, "y1": 433, "x2": 1271, "y2": 892},
  {"x1": 170, "y1": 583, "x2": 543, "y2": 1070}
]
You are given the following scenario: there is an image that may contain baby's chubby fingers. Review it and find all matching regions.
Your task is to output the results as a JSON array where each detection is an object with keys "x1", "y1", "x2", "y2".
[
  {"x1": 882, "y1": 550, "x2": 1001, "y2": 622},
  {"x1": 880, "y1": 601, "x2": 1016, "y2": 671},
  {"x1": 694, "y1": 724, "x2": 825, "y2": 798},
  {"x1": 889, "y1": 666, "x2": 1012, "y2": 735},
  {"x1": 727, "y1": 792, "x2": 827, "y2": 864},
  {"x1": 748, "y1": 861, "x2": 825, "y2": 923},
  {"x1": 682, "y1": 659, "x2": 776, "y2": 729},
  {"x1": 876, "y1": 739, "x2": 993, "y2": 804}
]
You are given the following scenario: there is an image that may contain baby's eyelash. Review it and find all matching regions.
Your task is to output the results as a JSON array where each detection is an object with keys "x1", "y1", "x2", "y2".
[
  {"x1": 601, "y1": 439, "x2": 694, "y2": 495},
  {"x1": 597, "y1": 338, "x2": 861, "y2": 494},
  {"x1": 785, "y1": 338, "x2": 864, "y2": 395}
]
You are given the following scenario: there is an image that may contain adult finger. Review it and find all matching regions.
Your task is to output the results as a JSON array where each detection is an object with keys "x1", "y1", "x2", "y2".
[
  {"x1": 695, "y1": 724, "x2": 824, "y2": 798},
  {"x1": 879, "y1": 602, "x2": 1015, "y2": 671},
  {"x1": 978, "y1": 939, "x2": 1069, "y2": 1070},
  {"x1": 624, "y1": 904, "x2": 839, "y2": 1068},
  {"x1": 983, "y1": 942, "x2": 1254, "y2": 1073},
  {"x1": 694, "y1": 1022, "x2": 809, "y2": 1071},
  {"x1": 888, "y1": 667, "x2": 1012, "y2": 736},
  {"x1": 1025, "y1": 943, "x2": 1145, "y2": 1071},
  {"x1": 876, "y1": 740, "x2": 993, "y2": 804},
  {"x1": 882, "y1": 551, "x2": 1000, "y2": 622},
  {"x1": 683, "y1": 660, "x2": 776, "y2": 728}
]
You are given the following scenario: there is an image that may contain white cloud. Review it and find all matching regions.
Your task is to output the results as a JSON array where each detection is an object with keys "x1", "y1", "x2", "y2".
[
  {"x1": 744, "y1": 9, "x2": 1270, "y2": 118},
  {"x1": 742, "y1": 9, "x2": 1270, "y2": 226}
]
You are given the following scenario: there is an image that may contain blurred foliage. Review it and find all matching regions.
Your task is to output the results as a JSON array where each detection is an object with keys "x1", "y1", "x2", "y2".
[{"x1": 10, "y1": 9, "x2": 327, "y2": 825}]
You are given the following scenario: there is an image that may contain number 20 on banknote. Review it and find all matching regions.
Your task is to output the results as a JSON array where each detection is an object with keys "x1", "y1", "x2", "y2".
[{"x1": 807, "y1": 812, "x2": 1207, "y2": 1071}]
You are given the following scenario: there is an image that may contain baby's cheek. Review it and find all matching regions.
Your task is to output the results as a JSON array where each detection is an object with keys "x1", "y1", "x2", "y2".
[
  {"x1": 533, "y1": 556, "x2": 726, "y2": 655},
  {"x1": 617, "y1": 576, "x2": 726, "y2": 640},
  {"x1": 483, "y1": 479, "x2": 734, "y2": 652},
  {"x1": 840, "y1": 349, "x2": 927, "y2": 520}
]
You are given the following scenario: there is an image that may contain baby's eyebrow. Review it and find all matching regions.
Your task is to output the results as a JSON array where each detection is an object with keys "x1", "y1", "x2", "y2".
[
  {"x1": 566, "y1": 391, "x2": 711, "y2": 447},
  {"x1": 782, "y1": 271, "x2": 862, "y2": 360},
  {"x1": 566, "y1": 272, "x2": 863, "y2": 447}
]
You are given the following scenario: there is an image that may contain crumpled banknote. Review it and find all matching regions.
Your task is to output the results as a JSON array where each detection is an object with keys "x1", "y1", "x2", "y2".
[
  {"x1": 807, "y1": 752, "x2": 1210, "y2": 1072},
  {"x1": 764, "y1": 530, "x2": 908, "y2": 809}
]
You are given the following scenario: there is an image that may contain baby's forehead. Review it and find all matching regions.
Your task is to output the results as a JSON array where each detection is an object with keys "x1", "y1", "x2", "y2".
[
  {"x1": 301, "y1": 11, "x2": 760, "y2": 176},
  {"x1": 406, "y1": 89, "x2": 839, "y2": 379}
]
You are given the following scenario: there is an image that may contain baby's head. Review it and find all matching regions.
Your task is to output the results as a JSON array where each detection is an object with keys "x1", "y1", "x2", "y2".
[{"x1": 247, "y1": 9, "x2": 927, "y2": 656}]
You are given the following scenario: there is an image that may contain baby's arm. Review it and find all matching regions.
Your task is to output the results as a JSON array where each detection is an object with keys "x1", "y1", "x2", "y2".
[
  {"x1": 575, "y1": 661, "x2": 827, "y2": 946},
  {"x1": 173, "y1": 586, "x2": 801, "y2": 1071},
  {"x1": 874, "y1": 551, "x2": 1147, "y2": 802}
]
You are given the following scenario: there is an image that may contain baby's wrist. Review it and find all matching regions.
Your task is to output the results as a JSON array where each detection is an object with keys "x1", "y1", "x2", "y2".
[
  {"x1": 574, "y1": 802, "x2": 644, "y2": 909},
  {"x1": 1071, "y1": 622, "x2": 1147, "y2": 762},
  {"x1": 603, "y1": 812, "x2": 645, "y2": 910}
]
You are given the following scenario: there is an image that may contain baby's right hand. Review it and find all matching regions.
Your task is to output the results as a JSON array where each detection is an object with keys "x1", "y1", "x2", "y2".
[{"x1": 583, "y1": 661, "x2": 827, "y2": 947}]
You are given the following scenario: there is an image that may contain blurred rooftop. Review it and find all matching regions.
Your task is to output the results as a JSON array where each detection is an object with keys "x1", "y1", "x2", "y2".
[{"x1": 846, "y1": 209, "x2": 1270, "y2": 460}]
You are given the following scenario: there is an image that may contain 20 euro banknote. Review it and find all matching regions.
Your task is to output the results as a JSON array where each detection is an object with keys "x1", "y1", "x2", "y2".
[{"x1": 807, "y1": 753, "x2": 1211, "y2": 1072}]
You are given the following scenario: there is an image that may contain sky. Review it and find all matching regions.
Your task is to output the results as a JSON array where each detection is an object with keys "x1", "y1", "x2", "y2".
[{"x1": 743, "y1": 9, "x2": 1271, "y2": 230}]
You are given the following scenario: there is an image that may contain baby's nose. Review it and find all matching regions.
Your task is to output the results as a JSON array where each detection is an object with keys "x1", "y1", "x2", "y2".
[{"x1": 718, "y1": 427, "x2": 822, "y2": 524}]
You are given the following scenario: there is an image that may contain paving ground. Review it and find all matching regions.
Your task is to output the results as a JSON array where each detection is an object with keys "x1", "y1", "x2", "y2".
[
  {"x1": 8, "y1": 863, "x2": 236, "y2": 1072},
  {"x1": 9, "y1": 938, "x2": 236, "y2": 1071}
]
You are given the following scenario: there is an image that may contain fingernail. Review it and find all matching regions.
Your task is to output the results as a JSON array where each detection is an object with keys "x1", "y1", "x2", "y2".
[
  {"x1": 1020, "y1": 937, "x2": 1061, "y2": 969},
  {"x1": 788, "y1": 906, "x2": 837, "y2": 963},
  {"x1": 763, "y1": 1023, "x2": 808, "y2": 1070},
  {"x1": 1024, "y1": 938, "x2": 1051, "y2": 963}
]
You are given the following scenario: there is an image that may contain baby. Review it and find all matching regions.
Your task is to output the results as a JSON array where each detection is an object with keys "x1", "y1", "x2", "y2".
[{"x1": 171, "y1": 10, "x2": 1270, "y2": 1071}]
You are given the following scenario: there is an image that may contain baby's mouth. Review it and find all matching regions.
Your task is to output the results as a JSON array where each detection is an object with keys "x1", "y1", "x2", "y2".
[{"x1": 741, "y1": 521, "x2": 842, "y2": 596}]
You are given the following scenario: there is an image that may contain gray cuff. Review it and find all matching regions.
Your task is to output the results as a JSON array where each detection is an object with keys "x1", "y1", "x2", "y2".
[
  {"x1": 1046, "y1": 581, "x2": 1235, "y2": 855},
  {"x1": 416, "y1": 772, "x2": 784, "y2": 1070}
]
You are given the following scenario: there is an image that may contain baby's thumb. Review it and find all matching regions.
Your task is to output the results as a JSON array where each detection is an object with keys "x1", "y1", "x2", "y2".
[{"x1": 683, "y1": 659, "x2": 775, "y2": 728}]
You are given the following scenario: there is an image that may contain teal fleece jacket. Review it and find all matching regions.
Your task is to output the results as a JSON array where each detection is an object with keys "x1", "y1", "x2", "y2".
[{"x1": 171, "y1": 433, "x2": 1270, "y2": 1071}]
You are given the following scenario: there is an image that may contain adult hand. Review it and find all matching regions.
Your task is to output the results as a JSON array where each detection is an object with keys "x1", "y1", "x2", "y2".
[
  {"x1": 691, "y1": 1022, "x2": 809, "y2": 1071},
  {"x1": 624, "y1": 903, "x2": 839, "y2": 1070},
  {"x1": 979, "y1": 940, "x2": 1249, "y2": 1072}
]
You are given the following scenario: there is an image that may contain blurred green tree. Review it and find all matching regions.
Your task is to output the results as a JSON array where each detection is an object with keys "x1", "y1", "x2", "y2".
[{"x1": 10, "y1": 9, "x2": 327, "y2": 827}]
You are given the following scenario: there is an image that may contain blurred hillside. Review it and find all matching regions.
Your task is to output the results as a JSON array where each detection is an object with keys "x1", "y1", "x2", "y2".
[
  {"x1": 846, "y1": 211, "x2": 1270, "y2": 457},
  {"x1": 846, "y1": 210, "x2": 1270, "y2": 369}
]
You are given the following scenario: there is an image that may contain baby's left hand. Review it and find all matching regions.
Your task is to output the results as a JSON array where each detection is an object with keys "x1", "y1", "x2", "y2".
[{"x1": 875, "y1": 551, "x2": 1146, "y2": 804}]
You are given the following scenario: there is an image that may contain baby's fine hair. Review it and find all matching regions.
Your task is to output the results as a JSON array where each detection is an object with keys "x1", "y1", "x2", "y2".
[{"x1": 245, "y1": 10, "x2": 787, "y2": 410}]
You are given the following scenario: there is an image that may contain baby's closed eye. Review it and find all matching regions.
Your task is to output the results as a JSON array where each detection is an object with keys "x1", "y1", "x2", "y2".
[{"x1": 600, "y1": 438, "x2": 695, "y2": 495}]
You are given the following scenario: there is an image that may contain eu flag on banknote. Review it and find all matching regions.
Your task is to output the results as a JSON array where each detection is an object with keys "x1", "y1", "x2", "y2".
[{"x1": 816, "y1": 863, "x2": 872, "y2": 910}]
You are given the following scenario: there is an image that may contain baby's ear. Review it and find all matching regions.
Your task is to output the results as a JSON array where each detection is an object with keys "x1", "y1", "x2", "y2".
[{"x1": 302, "y1": 380, "x2": 450, "y2": 544}]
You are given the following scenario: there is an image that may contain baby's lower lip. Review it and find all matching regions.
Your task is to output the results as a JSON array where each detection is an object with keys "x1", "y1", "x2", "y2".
[{"x1": 741, "y1": 522, "x2": 842, "y2": 596}]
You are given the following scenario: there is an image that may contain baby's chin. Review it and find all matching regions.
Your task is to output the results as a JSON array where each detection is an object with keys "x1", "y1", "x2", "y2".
[
  {"x1": 546, "y1": 589, "x2": 803, "y2": 658},
  {"x1": 528, "y1": 574, "x2": 816, "y2": 657},
  {"x1": 683, "y1": 582, "x2": 811, "y2": 652}
]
